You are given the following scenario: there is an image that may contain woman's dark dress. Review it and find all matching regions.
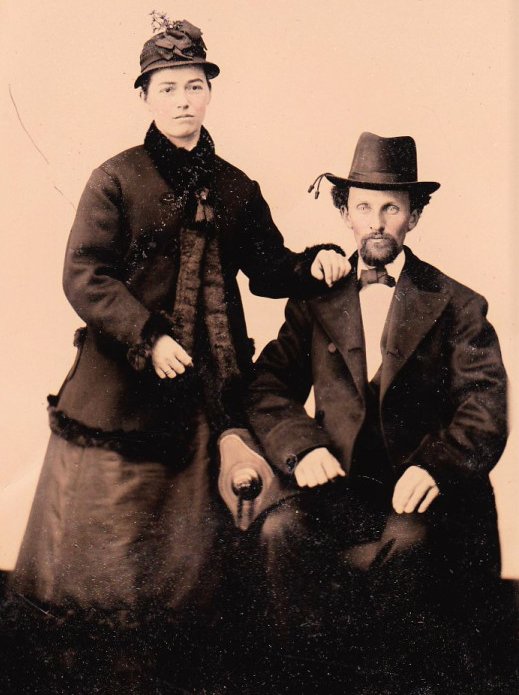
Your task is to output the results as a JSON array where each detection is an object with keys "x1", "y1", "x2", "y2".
[{"x1": 7, "y1": 125, "x2": 339, "y2": 691}]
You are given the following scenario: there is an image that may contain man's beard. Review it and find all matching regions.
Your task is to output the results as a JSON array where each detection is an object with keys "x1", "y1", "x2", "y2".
[{"x1": 360, "y1": 233, "x2": 401, "y2": 267}]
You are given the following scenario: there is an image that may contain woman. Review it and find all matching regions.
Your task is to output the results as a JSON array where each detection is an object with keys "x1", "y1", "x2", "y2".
[{"x1": 8, "y1": 16, "x2": 348, "y2": 692}]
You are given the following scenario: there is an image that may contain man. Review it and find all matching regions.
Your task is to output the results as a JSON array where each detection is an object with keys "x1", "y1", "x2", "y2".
[{"x1": 246, "y1": 132, "x2": 509, "y2": 692}]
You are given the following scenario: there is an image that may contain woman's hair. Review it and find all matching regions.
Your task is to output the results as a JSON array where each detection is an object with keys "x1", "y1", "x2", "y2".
[{"x1": 331, "y1": 185, "x2": 431, "y2": 214}]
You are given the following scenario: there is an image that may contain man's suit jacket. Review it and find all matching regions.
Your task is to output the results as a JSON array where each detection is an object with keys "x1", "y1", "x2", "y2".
[{"x1": 247, "y1": 247, "x2": 508, "y2": 572}]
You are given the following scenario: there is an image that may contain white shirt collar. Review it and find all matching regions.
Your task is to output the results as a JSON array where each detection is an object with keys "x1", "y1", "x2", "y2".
[{"x1": 357, "y1": 248, "x2": 406, "y2": 284}]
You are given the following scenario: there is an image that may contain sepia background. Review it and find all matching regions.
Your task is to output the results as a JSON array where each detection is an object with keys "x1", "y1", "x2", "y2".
[{"x1": 1, "y1": 0, "x2": 518, "y2": 576}]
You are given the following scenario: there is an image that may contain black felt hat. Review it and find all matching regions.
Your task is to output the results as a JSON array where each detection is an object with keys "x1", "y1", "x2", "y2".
[
  {"x1": 134, "y1": 18, "x2": 220, "y2": 89},
  {"x1": 325, "y1": 132, "x2": 440, "y2": 194}
]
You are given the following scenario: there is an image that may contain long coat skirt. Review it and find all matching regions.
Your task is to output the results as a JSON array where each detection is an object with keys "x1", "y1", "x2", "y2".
[
  {"x1": 12, "y1": 417, "x2": 230, "y2": 630},
  {"x1": 7, "y1": 417, "x2": 240, "y2": 693}
]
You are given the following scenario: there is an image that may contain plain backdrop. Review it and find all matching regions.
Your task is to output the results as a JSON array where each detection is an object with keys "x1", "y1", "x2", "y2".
[{"x1": 1, "y1": 0, "x2": 518, "y2": 576}]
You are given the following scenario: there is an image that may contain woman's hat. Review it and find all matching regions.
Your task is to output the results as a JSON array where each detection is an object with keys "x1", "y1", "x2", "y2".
[
  {"x1": 134, "y1": 17, "x2": 220, "y2": 89},
  {"x1": 325, "y1": 132, "x2": 440, "y2": 194}
]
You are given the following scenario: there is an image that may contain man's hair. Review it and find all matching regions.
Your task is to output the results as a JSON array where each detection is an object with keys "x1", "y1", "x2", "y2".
[
  {"x1": 331, "y1": 185, "x2": 431, "y2": 214},
  {"x1": 139, "y1": 68, "x2": 213, "y2": 97}
]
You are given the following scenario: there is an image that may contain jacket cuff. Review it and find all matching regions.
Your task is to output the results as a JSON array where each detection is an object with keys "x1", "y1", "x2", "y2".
[
  {"x1": 263, "y1": 418, "x2": 333, "y2": 476},
  {"x1": 126, "y1": 311, "x2": 175, "y2": 371},
  {"x1": 398, "y1": 440, "x2": 472, "y2": 492},
  {"x1": 285, "y1": 446, "x2": 327, "y2": 474}
]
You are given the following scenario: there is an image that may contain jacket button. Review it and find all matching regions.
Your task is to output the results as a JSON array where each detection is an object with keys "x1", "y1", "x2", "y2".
[
  {"x1": 328, "y1": 343, "x2": 337, "y2": 353},
  {"x1": 286, "y1": 454, "x2": 298, "y2": 472},
  {"x1": 160, "y1": 192, "x2": 177, "y2": 204}
]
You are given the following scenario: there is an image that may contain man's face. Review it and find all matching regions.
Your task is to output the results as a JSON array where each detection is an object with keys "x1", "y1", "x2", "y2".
[
  {"x1": 342, "y1": 187, "x2": 420, "y2": 266},
  {"x1": 143, "y1": 65, "x2": 211, "y2": 146}
]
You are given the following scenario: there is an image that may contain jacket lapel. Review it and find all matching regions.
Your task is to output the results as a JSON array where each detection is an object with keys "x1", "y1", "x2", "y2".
[
  {"x1": 309, "y1": 262, "x2": 367, "y2": 402},
  {"x1": 380, "y1": 249, "x2": 451, "y2": 401}
]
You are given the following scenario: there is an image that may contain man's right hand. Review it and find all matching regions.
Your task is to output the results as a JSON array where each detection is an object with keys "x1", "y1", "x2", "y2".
[
  {"x1": 294, "y1": 447, "x2": 346, "y2": 488},
  {"x1": 151, "y1": 335, "x2": 193, "y2": 379}
]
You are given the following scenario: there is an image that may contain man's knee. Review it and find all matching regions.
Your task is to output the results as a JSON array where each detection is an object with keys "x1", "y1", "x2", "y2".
[
  {"x1": 382, "y1": 512, "x2": 428, "y2": 549},
  {"x1": 342, "y1": 511, "x2": 429, "y2": 572},
  {"x1": 373, "y1": 511, "x2": 429, "y2": 569},
  {"x1": 259, "y1": 501, "x2": 305, "y2": 551}
]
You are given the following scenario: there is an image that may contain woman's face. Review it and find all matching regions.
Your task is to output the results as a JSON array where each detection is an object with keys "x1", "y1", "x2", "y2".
[{"x1": 143, "y1": 65, "x2": 211, "y2": 149}]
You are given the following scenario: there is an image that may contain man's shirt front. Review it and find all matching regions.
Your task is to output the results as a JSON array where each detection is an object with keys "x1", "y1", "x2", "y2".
[{"x1": 357, "y1": 251, "x2": 405, "y2": 380}]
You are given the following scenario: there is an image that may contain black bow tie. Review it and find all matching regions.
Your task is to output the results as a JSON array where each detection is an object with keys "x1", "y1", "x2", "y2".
[{"x1": 358, "y1": 267, "x2": 396, "y2": 289}]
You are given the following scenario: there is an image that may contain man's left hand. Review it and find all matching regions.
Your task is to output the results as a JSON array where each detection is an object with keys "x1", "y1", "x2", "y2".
[
  {"x1": 311, "y1": 249, "x2": 351, "y2": 287},
  {"x1": 392, "y1": 465, "x2": 440, "y2": 514}
]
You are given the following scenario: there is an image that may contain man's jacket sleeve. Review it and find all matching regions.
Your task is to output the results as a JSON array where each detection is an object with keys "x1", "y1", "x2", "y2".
[
  {"x1": 247, "y1": 298, "x2": 333, "y2": 475},
  {"x1": 402, "y1": 293, "x2": 508, "y2": 487}
]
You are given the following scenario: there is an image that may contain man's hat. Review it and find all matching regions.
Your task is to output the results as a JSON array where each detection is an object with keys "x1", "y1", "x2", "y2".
[
  {"x1": 324, "y1": 132, "x2": 440, "y2": 194},
  {"x1": 134, "y1": 16, "x2": 220, "y2": 89}
]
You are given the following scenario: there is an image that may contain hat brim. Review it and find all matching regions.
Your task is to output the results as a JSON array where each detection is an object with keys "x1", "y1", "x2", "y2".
[
  {"x1": 325, "y1": 175, "x2": 440, "y2": 194},
  {"x1": 134, "y1": 58, "x2": 220, "y2": 88}
]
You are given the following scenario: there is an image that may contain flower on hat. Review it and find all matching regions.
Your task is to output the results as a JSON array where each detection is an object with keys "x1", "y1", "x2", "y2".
[
  {"x1": 149, "y1": 11, "x2": 207, "y2": 60},
  {"x1": 150, "y1": 10, "x2": 171, "y2": 34}
]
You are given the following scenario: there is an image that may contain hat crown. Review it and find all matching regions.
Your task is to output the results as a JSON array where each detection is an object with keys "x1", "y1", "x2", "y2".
[
  {"x1": 349, "y1": 132, "x2": 418, "y2": 185},
  {"x1": 134, "y1": 16, "x2": 219, "y2": 88},
  {"x1": 140, "y1": 20, "x2": 207, "y2": 68}
]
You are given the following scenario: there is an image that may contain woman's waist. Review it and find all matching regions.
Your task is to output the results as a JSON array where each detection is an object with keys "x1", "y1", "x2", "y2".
[{"x1": 47, "y1": 399, "x2": 209, "y2": 462}]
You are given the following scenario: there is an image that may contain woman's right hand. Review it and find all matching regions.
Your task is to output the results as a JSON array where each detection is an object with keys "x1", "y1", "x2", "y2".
[{"x1": 151, "y1": 335, "x2": 193, "y2": 379}]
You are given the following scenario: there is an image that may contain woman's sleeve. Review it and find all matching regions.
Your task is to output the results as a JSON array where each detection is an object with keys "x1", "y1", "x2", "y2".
[
  {"x1": 238, "y1": 181, "x2": 344, "y2": 299},
  {"x1": 62, "y1": 167, "x2": 173, "y2": 369}
]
